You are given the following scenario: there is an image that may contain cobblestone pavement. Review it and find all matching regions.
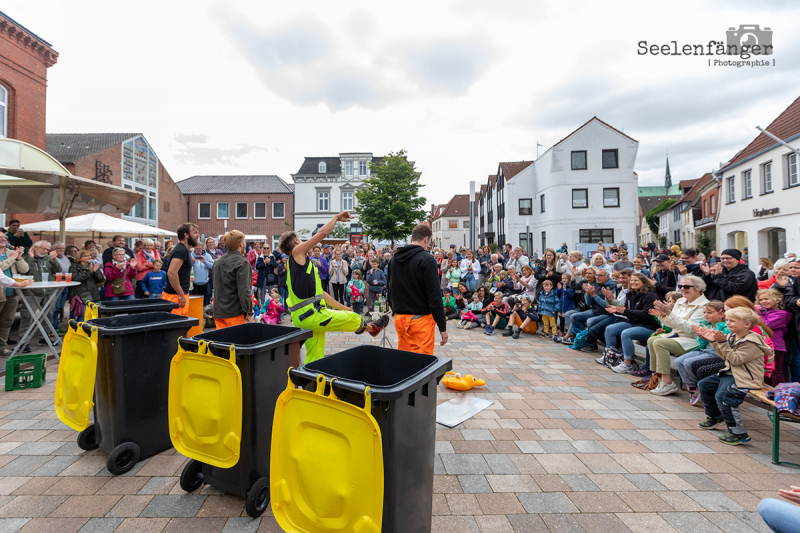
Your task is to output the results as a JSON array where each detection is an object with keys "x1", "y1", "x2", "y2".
[{"x1": 0, "y1": 322, "x2": 797, "y2": 532}]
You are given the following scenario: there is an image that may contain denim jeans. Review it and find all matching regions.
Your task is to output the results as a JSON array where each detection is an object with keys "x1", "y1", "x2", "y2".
[
  {"x1": 106, "y1": 295, "x2": 135, "y2": 301},
  {"x1": 758, "y1": 498, "x2": 800, "y2": 533},
  {"x1": 465, "y1": 277, "x2": 478, "y2": 291},
  {"x1": 698, "y1": 373, "x2": 748, "y2": 435},
  {"x1": 604, "y1": 322, "x2": 655, "y2": 360},
  {"x1": 585, "y1": 315, "x2": 619, "y2": 346},
  {"x1": 790, "y1": 340, "x2": 800, "y2": 383},
  {"x1": 675, "y1": 349, "x2": 718, "y2": 388},
  {"x1": 564, "y1": 309, "x2": 581, "y2": 334},
  {"x1": 52, "y1": 288, "x2": 68, "y2": 330},
  {"x1": 568, "y1": 310, "x2": 596, "y2": 334}
]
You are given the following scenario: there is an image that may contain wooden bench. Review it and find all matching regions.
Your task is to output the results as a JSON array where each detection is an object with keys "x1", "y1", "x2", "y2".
[{"x1": 748, "y1": 386, "x2": 800, "y2": 468}]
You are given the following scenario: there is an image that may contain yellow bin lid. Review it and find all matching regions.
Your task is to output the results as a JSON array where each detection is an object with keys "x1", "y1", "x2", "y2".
[
  {"x1": 168, "y1": 340, "x2": 243, "y2": 468},
  {"x1": 271, "y1": 372, "x2": 383, "y2": 533},
  {"x1": 55, "y1": 323, "x2": 99, "y2": 431}
]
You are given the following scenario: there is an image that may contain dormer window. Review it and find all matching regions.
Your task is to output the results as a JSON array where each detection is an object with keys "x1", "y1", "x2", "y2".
[{"x1": 318, "y1": 162, "x2": 326, "y2": 173}]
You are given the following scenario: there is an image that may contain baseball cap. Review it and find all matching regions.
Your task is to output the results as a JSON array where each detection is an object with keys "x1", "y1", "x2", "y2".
[
  {"x1": 322, "y1": 244, "x2": 330, "y2": 248},
  {"x1": 281, "y1": 254, "x2": 288, "y2": 259},
  {"x1": 654, "y1": 254, "x2": 670, "y2": 262}
]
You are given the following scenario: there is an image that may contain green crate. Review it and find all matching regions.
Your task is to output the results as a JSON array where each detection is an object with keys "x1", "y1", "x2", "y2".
[{"x1": 4, "y1": 353, "x2": 47, "y2": 391}]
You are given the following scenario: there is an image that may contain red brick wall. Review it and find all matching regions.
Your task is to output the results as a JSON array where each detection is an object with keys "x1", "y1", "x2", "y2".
[
  {"x1": 700, "y1": 185, "x2": 719, "y2": 219},
  {"x1": 0, "y1": 16, "x2": 57, "y2": 150},
  {"x1": 187, "y1": 193, "x2": 295, "y2": 243}
]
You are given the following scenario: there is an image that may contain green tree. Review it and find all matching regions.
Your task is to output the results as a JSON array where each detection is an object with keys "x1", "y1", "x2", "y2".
[
  {"x1": 355, "y1": 150, "x2": 427, "y2": 244},
  {"x1": 696, "y1": 233, "x2": 711, "y2": 256},
  {"x1": 331, "y1": 222, "x2": 349, "y2": 239},
  {"x1": 645, "y1": 198, "x2": 677, "y2": 235}
]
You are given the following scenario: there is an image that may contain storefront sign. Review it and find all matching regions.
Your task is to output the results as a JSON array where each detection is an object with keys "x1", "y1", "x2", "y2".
[{"x1": 753, "y1": 208, "x2": 780, "y2": 217}]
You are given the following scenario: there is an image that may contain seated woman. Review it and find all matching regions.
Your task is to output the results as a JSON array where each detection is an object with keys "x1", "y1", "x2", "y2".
[
  {"x1": 644, "y1": 274, "x2": 709, "y2": 396},
  {"x1": 602, "y1": 273, "x2": 659, "y2": 374}
]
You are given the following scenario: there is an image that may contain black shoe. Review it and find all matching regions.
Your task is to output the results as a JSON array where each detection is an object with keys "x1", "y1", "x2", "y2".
[
  {"x1": 38, "y1": 339, "x2": 48, "y2": 346},
  {"x1": 580, "y1": 344, "x2": 598, "y2": 352},
  {"x1": 502, "y1": 328, "x2": 515, "y2": 337},
  {"x1": 6, "y1": 340, "x2": 16, "y2": 346},
  {"x1": 512, "y1": 329, "x2": 521, "y2": 339},
  {"x1": 22, "y1": 345, "x2": 31, "y2": 353},
  {"x1": 699, "y1": 416, "x2": 725, "y2": 429},
  {"x1": 369, "y1": 314, "x2": 390, "y2": 337}
]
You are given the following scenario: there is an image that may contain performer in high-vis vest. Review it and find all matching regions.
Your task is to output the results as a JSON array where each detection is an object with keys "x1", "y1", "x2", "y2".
[{"x1": 278, "y1": 211, "x2": 389, "y2": 363}]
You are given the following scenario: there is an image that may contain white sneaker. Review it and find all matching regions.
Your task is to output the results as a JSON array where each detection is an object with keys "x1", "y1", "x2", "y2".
[
  {"x1": 611, "y1": 361, "x2": 633, "y2": 374},
  {"x1": 650, "y1": 381, "x2": 679, "y2": 396},
  {"x1": 595, "y1": 355, "x2": 606, "y2": 364}
]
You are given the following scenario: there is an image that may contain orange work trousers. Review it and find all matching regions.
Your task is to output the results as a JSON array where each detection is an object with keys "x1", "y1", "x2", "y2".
[
  {"x1": 394, "y1": 314, "x2": 436, "y2": 355},
  {"x1": 161, "y1": 292, "x2": 189, "y2": 316},
  {"x1": 215, "y1": 315, "x2": 245, "y2": 330}
]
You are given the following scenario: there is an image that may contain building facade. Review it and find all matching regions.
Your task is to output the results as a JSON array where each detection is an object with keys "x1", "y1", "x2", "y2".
[
  {"x1": 291, "y1": 152, "x2": 383, "y2": 241},
  {"x1": 716, "y1": 94, "x2": 800, "y2": 267},
  {"x1": 431, "y1": 194, "x2": 471, "y2": 249},
  {"x1": 178, "y1": 175, "x2": 294, "y2": 249},
  {"x1": 692, "y1": 178, "x2": 720, "y2": 251}
]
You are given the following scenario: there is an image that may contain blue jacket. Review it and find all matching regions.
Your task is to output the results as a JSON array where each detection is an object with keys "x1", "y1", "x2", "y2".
[
  {"x1": 142, "y1": 270, "x2": 167, "y2": 296},
  {"x1": 556, "y1": 286, "x2": 575, "y2": 313},
  {"x1": 191, "y1": 251, "x2": 214, "y2": 285},
  {"x1": 365, "y1": 268, "x2": 386, "y2": 294},
  {"x1": 538, "y1": 289, "x2": 559, "y2": 317}
]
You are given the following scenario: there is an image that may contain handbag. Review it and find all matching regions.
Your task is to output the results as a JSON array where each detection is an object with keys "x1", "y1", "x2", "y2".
[{"x1": 111, "y1": 277, "x2": 126, "y2": 295}]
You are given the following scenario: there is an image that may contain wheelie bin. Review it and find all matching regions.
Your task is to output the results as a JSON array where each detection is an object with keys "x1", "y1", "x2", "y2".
[
  {"x1": 85, "y1": 298, "x2": 179, "y2": 320},
  {"x1": 170, "y1": 323, "x2": 312, "y2": 518},
  {"x1": 55, "y1": 312, "x2": 198, "y2": 475},
  {"x1": 277, "y1": 345, "x2": 452, "y2": 533}
]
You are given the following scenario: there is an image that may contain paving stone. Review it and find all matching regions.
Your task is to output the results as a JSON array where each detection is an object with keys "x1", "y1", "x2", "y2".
[
  {"x1": 28, "y1": 456, "x2": 80, "y2": 477},
  {"x1": 566, "y1": 419, "x2": 602, "y2": 429},
  {"x1": 114, "y1": 517, "x2": 170, "y2": 533},
  {"x1": 0, "y1": 457, "x2": 54, "y2": 477},
  {"x1": 461, "y1": 429, "x2": 495, "y2": 441},
  {"x1": 138, "y1": 477, "x2": 178, "y2": 495},
  {"x1": 0, "y1": 519, "x2": 31, "y2": 533},
  {"x1": 163, "y1": 517, "x2": 226, "y2": 532},
  {"x1": 700, "y1": 512, "x2": 761, "y2": 533},
  {"x1": 641, "y1": 441, "x2": 684, "y2": 453},
  {"x1": 483, "y1": 454, "x2": 519, "y2": 474},
  {"x1": 623, "y1": 474, "x2": 668, "y2": 491},
  {"x1": 567, "y1": 492, "x2": 631, "y2": 513},
  {"x1": 684, "y1": 492, "x2": 746, "y2": 512},
  {"x1": 571, "y1": 441, "x2": 611, "y2": 454},
  {"x1": 0, "y1": 495, "x2": 68, "y2": 517},
  {"x1": 505, "y1": 514, "x2": 548, "y2": 533},
  {"x1": 515, "y1": 441, "x2": 546, "y2": 454},
  {"x1": 431, "y1": 515, "x2": 480, "y2": 533},
  {"x1": 540, "y1": 513, "x2": 585, "y2": 532},
  {"x1": 441, "y1": 454, "x2": 492, "y2": 475},
  {"x1": 105, "y1": 495, "x2": 153, "y2": 518},
  {"x1": 221, "y1": 517, "x2": 261, "y2": 533},
  {"x1": 516, "y1": 492, "x2": 578, "y2": 513},
  {"x1": 539, "y1": 441, "x2": 579, "y2": 454},
  {"x1": 573, "y1": 512, "x2": 634, "y2": 533},
  {"x1": 560, "y1": 474, "x2": 601, "y2": 492},
  {"x1": 676, "y1": 474, "x2": 723, "y2": 491},
  {"x1": 486, "y1": 475, "x2": 539, "y2": 493},
  {"x1": 76, "y1": 518, "x2": 124, "y2": 533},
  {"x1": 49, "y1": 496, "x2": 121, "y2": 517},
  {"x1": 140, "y1": 495, "x2": 206, "y2": 518},
  {"x1": 14, "y1": 518, "x2": 87, "y2": 533},
  {"x1": 658, "y1": 512, "x2": 723, "y2": 532},
  {"x1": 457, "y1": 475, "x2": 493, "y2": 494},
  {"x1": 0, "y1": 478, "x2": 29, "y2": 496},
  {"x1": 6, "y1": 442, "x2": 66, "y2": 456},
  {"x1": 435, "y1": 441, "x2": 455, "y2": 454}
]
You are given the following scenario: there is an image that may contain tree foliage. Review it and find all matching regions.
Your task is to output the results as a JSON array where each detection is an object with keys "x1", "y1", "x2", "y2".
[
  {"x1": 330, "y1": 222, "x2": 349, "y2": 239},
  {"x1": 696, "y1": 233, "x2": 711, "y2": 256},
  {"x1": 355, "y1": 150, "x2": 427, "y2": 244},
  {"x1": 645, "y1": 198, "x2": 677, "y2": 235}
]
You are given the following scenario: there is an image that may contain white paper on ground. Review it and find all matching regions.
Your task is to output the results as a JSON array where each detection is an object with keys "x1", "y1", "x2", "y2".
[{"x1": 436, "y1": 394, "x2": 494, "y2": 428}]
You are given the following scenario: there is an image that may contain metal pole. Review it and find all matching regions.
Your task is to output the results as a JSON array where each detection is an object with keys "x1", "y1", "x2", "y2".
[{"x1": 469, "y1": 181, "x2": 475, "y2": 250}]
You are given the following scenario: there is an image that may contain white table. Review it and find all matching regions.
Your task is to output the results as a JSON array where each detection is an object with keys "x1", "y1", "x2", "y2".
[{"x1": 12, "y1": 281, "x2": 80, "y2": 361}]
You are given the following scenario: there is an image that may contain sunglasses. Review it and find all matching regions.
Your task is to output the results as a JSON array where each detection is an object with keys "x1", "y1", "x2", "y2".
[{"x1": 677, "y1": 284, "x2": 694, "y2": 290}]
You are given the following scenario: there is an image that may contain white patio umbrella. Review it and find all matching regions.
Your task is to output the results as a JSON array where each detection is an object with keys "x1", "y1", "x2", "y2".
[
  {"x1": 0, "y1": 138, "x2": 143, "y2": 241},
  {"x1": 20, "y1": 213, "x2": 177, "y2": 239}
]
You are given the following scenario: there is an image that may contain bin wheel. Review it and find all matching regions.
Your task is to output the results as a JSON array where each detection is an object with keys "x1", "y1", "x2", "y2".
[
  {"x1": 245, "y1": 477, "x2": 270, "y2": 518},
  {"x1": 77, "y1": 424, "x2": 99, "y2": 451},
  {"x1": 106, "y1": 442, "x2": 140, "y2": 476},
  {"x1": 180, "y1": 459, "x2": 205, "y2": 493}
]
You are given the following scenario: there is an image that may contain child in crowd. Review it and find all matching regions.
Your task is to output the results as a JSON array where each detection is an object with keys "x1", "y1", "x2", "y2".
[
  {"x1": 495, "y1": 270, "x2": 510, "y2": 296},
  {"x1": 142, "y1": 259, "x2": 166, "y2": 299},
  {"x1": 443, "y1": 288, "x2": 460, "y2": 320},
  {"x1": 459, "y1": 292, "x2": 485, "y2": 329},
  {"x1": 504, "y1": 296, "x2": 538, "y2": 339},
  {"x1": 445, "y1": 259, "x2": 461, "y2": 289},
  {"x1": 611, "y1": 270, "x2": 621, "y2": 284},
  {"x1": 454, "y1": 290, "x2": 467, "y2": 317},
  {"x1": 757, "y1": 288, "x2": 792, "y2": 386},
  {"x1": 346, "y1": 269, "x2": 366, "y2": 315},
  {"x1": 261, "y1": 289, "x2": 285, "y2": 325},
  {"x1": 555, "y1": 274, "x2": 575, "y2": 337},
  {"x1": 483, "y1": 291, "x2": 511, "y2": 336},
  {"x1": 675, "y1": 301, "x2": 728, "y2": 405},
  {"x1": 537, "y1": 280, "x2": 558, "y2": 338},
  {"x1": 697, "y1": 307, "x2": 769, "y2": 445}
]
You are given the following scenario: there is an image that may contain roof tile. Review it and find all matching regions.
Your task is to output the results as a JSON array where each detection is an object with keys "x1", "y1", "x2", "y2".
[
  {"x1": 725, "y1": 94, "x2": 800, "y2": 168},
  {"x1": 47, "y1": 133, "x2": 141, "y2": 163},
  {"x1": 177, "y1": 175, "x2": 292, "y2": 195}
]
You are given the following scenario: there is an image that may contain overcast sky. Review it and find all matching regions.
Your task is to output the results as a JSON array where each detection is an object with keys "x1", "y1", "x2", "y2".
[{"x1": 7, "y1": 0, "x2": 800, "y2": 206}]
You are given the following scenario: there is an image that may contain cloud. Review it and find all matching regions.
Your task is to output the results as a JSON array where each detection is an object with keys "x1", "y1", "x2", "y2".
[
  {"x1": 214, "y1": 7, "x2": 494, "y2": 109},
  {"x1": 174, "y1": 133, "x2": 208, "y2": 144},
  {"x1": 173, "y1": 142, "x2": 267, "y2": 166}
]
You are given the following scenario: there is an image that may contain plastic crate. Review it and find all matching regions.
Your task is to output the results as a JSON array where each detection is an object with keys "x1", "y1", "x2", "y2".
[{"x1": 5, "y1": 353, "x2": 47, "y2": 391}]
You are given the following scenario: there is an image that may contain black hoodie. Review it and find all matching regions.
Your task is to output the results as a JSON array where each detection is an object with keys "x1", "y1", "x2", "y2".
[{"x1": 387, "y1": 244, "x2": 446, "y2": 332}]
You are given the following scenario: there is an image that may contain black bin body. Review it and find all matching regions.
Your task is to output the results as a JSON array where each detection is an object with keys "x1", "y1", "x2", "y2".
[
  {"x1": 83, "y1": 312, "x2": 198, "y2": 459},
  {"x1": 181, "y1": 323, "x2": 312, "y2": 498},
  {"x1": 292, "y1": 345, "x2": 452, "y2": 533},
  {"x1": 95, "y1": 298, "x2": 179, "y2": 317}
]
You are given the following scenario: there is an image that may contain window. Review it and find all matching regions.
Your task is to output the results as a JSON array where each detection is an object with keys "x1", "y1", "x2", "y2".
[
  {"x1": 272, "y1": 235, "x2": 281, "y2": 250},
  {"x1": 762, "y1": 162, "x2": 773, "y2": 193},
  {"x1": 571, "y1": 151, "x2": 587, "y2": 170},
  {"x1": 742, "y1": 170, "x2": 752, "y2": 199},
  {"x1": 540, "y1": 194, "x2": 545, "y2": 213},
  {"x1": 345, "y1": 161, "x2": 353, "y2": 176},
  {"x1": 149, "y1": 192, "x2": 156, "y2": 221},
  {"x1": 133, "y1": 187, "x2": 146, "y2": 218},
  {"x1": 448, "y1": 220, "x2": 458, "y2": 229},
  {"x1": 602, "y1": 149, "x2": 619, "y2": 169},
  {"x1": 198, "y1": 202, "x2": 211, "y2": 219},
  {"x1": 317, "y1": 191, "x2": 329, "y2": 212},
  {"x1": 541, "y1": 231, "x2": 546, "y2": 251},
  {"x1": 358, "y1": 161, "x2": 367, "y2": 176},
  {"x1": 789, "y1": 153, "x2": 799, "y2": 187},
  {"x1": 217, "y1": 202, "x2": 229, "y2": 219},
  {"x1": 572, "y1": 188, "x2": 588, "y2": 208},
  {"x1": 273, "y1": 202, "x2": 285, "y2": 219},
  {"x1": 342, "y1": 191, "x2": 354, "y2": 211},
  {"x1": 0, "y1": 85, "x2": 7, "y2": 138},
  {"x1": 235, "y1": 202, "x2": 248, "y2": 219},
  {"x1": 673, "y1": 205, "x2": 680, "y2": 221},
  {"x1": 603, "y1": 187, "x2": 619, "y2": 207},
  {"x1": 318, "y1": 161, "x2": 326, "y2": 173},
  {"x1": 519, "y1": 198, "x2": 532, "y2": 215},
  {"x1": 703, "y1": 199, "x2": 707, "y2": 216},
  {"x1": 120, "y1": 135, "x2": 158, "y2": 223},
  {"x1": 726, "y1": 176, "x2": 735, "y2": 202},
  {"x1": 254, "y1": 202, "x2": 267, "y2": 219},
  {"x1": 710, "y1": 194, "x2": 715, "y2": 214},
  {"x1": 579, "y1": 228, "x2": 614, "y2": 243}
]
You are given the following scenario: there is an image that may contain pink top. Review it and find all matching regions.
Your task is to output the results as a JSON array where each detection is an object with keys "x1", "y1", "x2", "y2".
[{"x1": 104, "y1": 262, "x2": 137, "y2": 297}]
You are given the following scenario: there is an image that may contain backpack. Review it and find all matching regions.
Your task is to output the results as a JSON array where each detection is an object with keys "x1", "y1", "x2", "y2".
[{"x1": 568, "y1": 327, "x2": 589, "y2": 351}]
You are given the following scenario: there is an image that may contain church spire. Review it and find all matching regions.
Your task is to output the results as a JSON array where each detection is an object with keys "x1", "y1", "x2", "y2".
[{"x1": 664, "y1": 153, "x2": 672, "y2": 191}]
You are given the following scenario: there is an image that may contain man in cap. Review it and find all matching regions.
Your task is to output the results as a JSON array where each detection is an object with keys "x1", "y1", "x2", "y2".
[
  {"x1": 650, "y1": 254, "x2": 678, "y2": 300},
  {"x1": 700, "y1": 248, "x2": 757, "y2": 302}
]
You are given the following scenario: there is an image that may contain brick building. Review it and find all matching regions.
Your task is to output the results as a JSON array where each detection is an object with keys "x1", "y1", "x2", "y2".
[
  {"x1": 0, "y1": 10, "x2": 58, "y2": 150},
  {"x1": 178, "y1": 175, "x2": 294, "y2": 249}
]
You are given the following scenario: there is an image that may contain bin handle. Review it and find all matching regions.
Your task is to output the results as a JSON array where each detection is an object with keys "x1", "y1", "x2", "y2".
[{"x1": 228, "y1": 344, "x2": 236, "y2": 364}]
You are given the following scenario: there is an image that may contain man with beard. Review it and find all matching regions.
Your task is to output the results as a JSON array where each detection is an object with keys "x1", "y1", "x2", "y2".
[{"x1": 162, "y1": 223, "x2": 200, "y2": 316}]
